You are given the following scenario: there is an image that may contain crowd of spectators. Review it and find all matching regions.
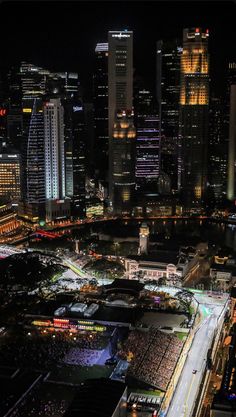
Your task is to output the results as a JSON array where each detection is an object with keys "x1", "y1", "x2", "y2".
[
  {"x1": 64, "y1": 348, "x2": 102, "y2": 366},
  {"x1": 13, "y1": 396, "x2": 67, "y2": 417},
  {"x1": 0, "y1": 333, "x2": 72, "y2": 370},
  {"x1": 0, "y1": 331, "x2": 107, "y2": 371},
  {"x1": 119, "y1": 329, "x2": 183, "y2": 391}
]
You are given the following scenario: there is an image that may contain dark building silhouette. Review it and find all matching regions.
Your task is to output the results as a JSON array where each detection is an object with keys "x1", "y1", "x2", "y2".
[
  {"x1": 156, "y1": 39, "x2": 181, "y2": 193},
  {"x1": 93, "y1": 43, "x2": 109, "y2": 182}
]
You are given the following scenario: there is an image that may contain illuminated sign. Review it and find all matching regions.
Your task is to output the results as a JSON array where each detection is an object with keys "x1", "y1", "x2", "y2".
[
  {"x1": 53, "y1": 318, "x2": 69, "y2": 328},
  {"x1": 0, "y1": 109, "x2": 6, "y2": 116},
  {"x1": 73, "y1": 106, "x2": 83, "y2": 112},
  {"x1": 32, "y1": 320, "x2": 52, "y2": 327},
  {"x1": 77, "y1": 320, "x2": 94, "y2": 325},
  {"x1": 112, "y1": 33, "x2": 130, "y2": 38},
  {"x1": 23, "y1": 108, "x2": 32, "y2": 113}
]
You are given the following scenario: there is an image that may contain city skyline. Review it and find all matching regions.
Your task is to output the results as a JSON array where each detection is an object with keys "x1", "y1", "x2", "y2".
[{"x1": 1, "y1": 1, "x2": 236, "y2": 97}]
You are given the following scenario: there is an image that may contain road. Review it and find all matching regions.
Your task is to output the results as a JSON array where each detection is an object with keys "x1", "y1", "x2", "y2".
[{"x1": 165, "y1": 294, "x2": 228, "y2": 417}]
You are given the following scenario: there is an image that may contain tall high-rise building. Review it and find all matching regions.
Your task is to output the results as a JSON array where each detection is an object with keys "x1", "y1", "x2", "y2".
[
  {"x1": 0, "y1": 152, "x2": 21, "y2": 203},
  {"x1": 208, "y1": 96, "x2": 227, "y2": 204},
  {"x1": 179, "y1": 28, "x2": 209, "y2": 206},
  {"x1": 108, "y1": 30, "x2": 135, "y2": 214},
  {"x1": 225, "y1": 63, "x2": 236, "y2": 202},
  {"x1": 156, "y1": 40, "x2": 181, "y2": 192},
  {"x1": 112, "y1": 110, "x2": 136, "y2": 214},
  {"x1": 47, "y1": 71, "x2": 86, "y2": 219},
  {"x1": 19, "y1": 62, "x2": 47, "y2": 221},
  {"x1": 135, "y1": 89, "x2": 160, "y2": 195},
  {"x1": 93, "y1": 43, "x2": 109, "y2": 181},
  {"x1": 227, "y1": 85, "x2": 236, "y2": 201},
  {"x1": 6, "y1": 65, "x2": 23, "y2": 152},
  {"x1": 44, "y1": 98, "x2": 70, "y2": 222},
  {"x1": 64, "y1": 96, "x2": 86, "y2": 219},
  {"x1": 21, "y1": 97, "x2": 45, "y2": 210}
]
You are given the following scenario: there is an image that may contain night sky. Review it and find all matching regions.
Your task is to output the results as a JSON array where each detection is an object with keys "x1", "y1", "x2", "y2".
[{"x1": 1, "y1": 0, "x2": 236, "y2": 98}]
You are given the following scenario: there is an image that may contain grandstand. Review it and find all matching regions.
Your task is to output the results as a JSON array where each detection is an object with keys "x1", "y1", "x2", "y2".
[{"x1": 122, "y1": 328, "x2": 183, "y2": 392}]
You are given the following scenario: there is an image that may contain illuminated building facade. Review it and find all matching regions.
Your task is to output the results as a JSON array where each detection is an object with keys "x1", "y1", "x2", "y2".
[
  {"x1": 94, "y1": 43, "x2": 109, "y2": 181},
  {"x1": 44, "y1": 98, "x2": 70, "y2": 222},
  {"x1": 19, "y1": 62, "x2": 49, "y2": 221},
  {"x1": 112, "y1": 111, "x2": 136, "y2": 214},
  {"x1": 85, "y1": 197, "x2": 104, "y2": 218},
  {"x1": 156, "y1": 40, "x2": 181, "y2": 192},
  {"x1": 227, "y1": 85, "x2": 236, "y2": 201},
  {"x1": 135, "y1": 89, "x2": 160, "y2": 194},
  {"x1": 20, "y1": 96, "x2": 45, "y2": 222},
  {"x1": 0, "y1": 153, "x2": 21, "y2": 202},
  {"x1": 108, "y1": 30, "x2": 135, "y2": 213},
  {"x1": 179, "y1": 28, "x2": 209, "y2": 205},
  {"x1": 139, "y1": 222, "x2": 149, "y2": 255}
]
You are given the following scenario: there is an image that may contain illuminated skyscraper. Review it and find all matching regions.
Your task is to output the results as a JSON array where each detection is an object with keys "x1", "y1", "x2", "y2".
[
  {"x1": 0, "y1": 152, "x2": 21, "y2": 203},
  {"x1": 44, "y1": 98, "x2": 70, "y2": 222},
  {"x1": 108, "y1": 30, "x2": 135, "y2": 214},
  {"x1": 112, "y1": 110, "x2": 136, "y2": 214},
  {"x1": 94, "y1": 43, "x2": 109, "y2": 181},
  {"x1": 156, "y1": 40, "x2": 181, "y2": 192},
  {"x1": 20, "y1": 98, "x2": 45, "y2": 221},
  {"x1": 179, "y1": 28, "x2": 209, "y2": 206},
  {"x1": 135, "y1": 89, "x2": 160, "y2": 194},
  {"x1": 19, "y1": 62, "x2": 49, "y2": 221}
]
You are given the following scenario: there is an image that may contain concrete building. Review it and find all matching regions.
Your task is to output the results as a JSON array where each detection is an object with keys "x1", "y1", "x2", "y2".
[
  {"x1": 125, "y1": 250, "x2": 199, "y2": 285},
  {"x1": 108, "y1": 30, "x2": 135, "y2": 214}
]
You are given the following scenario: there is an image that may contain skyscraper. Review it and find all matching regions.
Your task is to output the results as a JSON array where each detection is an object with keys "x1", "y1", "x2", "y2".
[
  {"x1": 135, "y1": 89, "x2": 160, "y2": 195},
  {"x1": 0, "y1": 152, "x2": 21, "y2": 203},
  {"x1": 64, "y1": 96, "x2": 86, "y2": 219},
  {"x1": 208, "y1": 96, "x2": 227, "y2": 204},
  {"x1": 156, "y1": 40, "x2": 181, "y2": 192},
  {"x1": 48, "y1": 72, "x2": 86, "y2": 219},
  {"x1": 179, "y1": 28, "x2": 209, "y2": 207},
  {"x1": 108, "y1": 30, "x2": 135, "y2": 214},
  {"x1": 19, "y1": 62, "x2": 48, "y2": 221},
  {"x1": 44, "y1": 98, "x2": 70, "y2": 222},
  {"x1": 93, "y1": 43, "x2": 109, "y2": 181},
  {"x1": 227, "y1": 85, "x2": 236, "y2": 201},
  {"x1": 112, "y1": 110, "x2": 136, "y2": 214},
  {"x1": 225, "y1": 63, "x2": 236, "y2": 201}
]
